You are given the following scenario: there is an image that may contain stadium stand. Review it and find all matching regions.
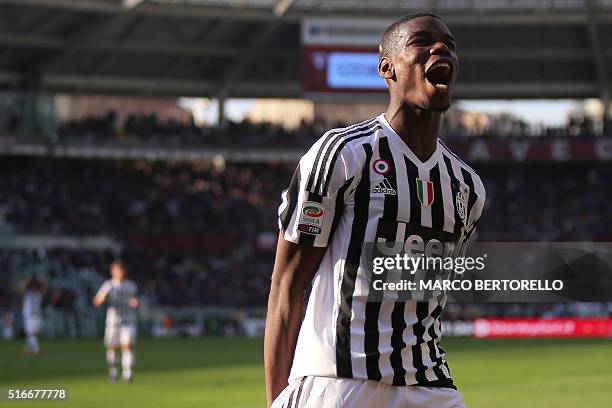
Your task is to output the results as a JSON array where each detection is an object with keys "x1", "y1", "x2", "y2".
[{"x1": 1, "y1": 153, "x2": 611, "y2": 338}]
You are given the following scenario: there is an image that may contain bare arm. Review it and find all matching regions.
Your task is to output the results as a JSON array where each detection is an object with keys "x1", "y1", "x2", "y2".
[
  {"x1": 264, "y1": 234, "x2": 327, "y2": 407},
  {"x1": 92, "y1": 283, "x2": 109, "y2": 307},
  {"x1": 129, "y1": 297, "x2": 139, "y2": 309},
  {"x1": 92, "y1": 292, "x2": 106, "y2": 307}
]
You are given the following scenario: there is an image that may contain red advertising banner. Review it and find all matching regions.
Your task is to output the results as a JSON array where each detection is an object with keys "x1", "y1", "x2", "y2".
[
  {"x1": 444, "y1": 139, "x2": 612, "y2": 162},
  {"x1": 473, "y1": 318, "x2": 612, "y2": 338},
  {"x1": 128, "y1": 235, "x2": 240, "y2": 253}
]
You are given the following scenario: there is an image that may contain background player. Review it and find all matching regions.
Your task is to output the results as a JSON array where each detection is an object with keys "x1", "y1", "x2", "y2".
[
  {"x1": 93, "y1": 259, "x2": 139, "y2": 383},
  {"x1": 21, "y1": 276, "x2": 46, "y2": 355}
]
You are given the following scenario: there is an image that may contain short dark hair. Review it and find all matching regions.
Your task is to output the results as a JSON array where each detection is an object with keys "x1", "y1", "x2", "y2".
[{"x1": 379, "y1": 12, "x2": 442, "y2": 59}]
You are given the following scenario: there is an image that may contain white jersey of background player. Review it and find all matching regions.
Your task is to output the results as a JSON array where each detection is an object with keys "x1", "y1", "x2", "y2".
[
  {"x1": 93, "y1": 259, "x2": 139, "y2": 382},
  {"x1": 22, "y1": 277, "x2": 46, "y2": 355}
]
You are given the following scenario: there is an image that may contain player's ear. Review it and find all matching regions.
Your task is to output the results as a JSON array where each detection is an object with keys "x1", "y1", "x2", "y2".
[{"x1": 378, "y1": 55, "x2": 395, "y2": 81}]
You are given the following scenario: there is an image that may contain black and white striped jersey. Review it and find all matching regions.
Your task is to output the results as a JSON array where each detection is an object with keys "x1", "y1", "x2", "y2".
[
  {"x1": 278, "y1": 113, "x2": 485, "y2": 388},
  {"x1": 96, "y1": 279, "x2": 138, "y2": 326},
  {"x1": 22, "y1": 291, "x2": 43, "y2": 318}
]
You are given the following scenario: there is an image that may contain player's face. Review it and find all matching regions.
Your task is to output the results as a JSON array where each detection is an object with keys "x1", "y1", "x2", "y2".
[
  {"x1": 111, "y1": 264, "x2": 125, "y2": 281},
  {"x1": 392, "y1": 16, "x2": 458, "y2": 112}
]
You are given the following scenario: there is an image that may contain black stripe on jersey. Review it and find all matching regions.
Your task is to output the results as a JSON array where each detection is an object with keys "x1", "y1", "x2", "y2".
[
  {"x1": 306, "y1": 118, "x2": 376, "y2": 193},
  {"x1": 365, "y1": 137, "x2": 398, "y2": 382},
  {"x1": 411, "y1": 302, "x2": 430, "y2": 384},
  {"x1": 429, "y1": 164, "x2": 444, "y2": 230},
  {"x1": 460, "y1": 168, "x2": 477, "y2": 226},
  {"x1": 293, "y1": 377, "x2": 306, "y2": 408},
  {"x1": 296, "y1": 191, "x2": 322, "y2": 246},
  {"x1": 404, "y1": 156, "x2": 421, "y2": 225},
  {"x1": 442, "y1": 154, "x2": 464, "y2": 234},
  {"x1": 438, "y1": 343, "x2": 453, "y2": 382},
  {"x1": 390, "y1": 301, "x2": 407, "y2": 385},
  {"x1": 426, "y1": 303, "x2": 448, "y2": 382},
  {"x1": 423, "y1": 162, "x2": 444, "y2": 302},
  {"x1": 319, "y1": 124, "x2": 382, "y2": 196},
  {"x1": 336, "y1": 143, "x2": 373, "y2": 379},
  {"x1": 374, "y1": 137, "x2": 408, "y2": 385},
  {"x1": 364, "y1": 301, "x2": 382, "y2": 381},
  {"x1": 286, "y1": 389, "x2": 295, "y2": 408},
  {"x1": 329, "y1": 177, "x2": 354, "y2": 242},
  {"x1": 378, "y1": 137, "x2": 398, "y2": 236},
  {"x1": 280, "y1": 164, "x2": 301, "y2": 232}
]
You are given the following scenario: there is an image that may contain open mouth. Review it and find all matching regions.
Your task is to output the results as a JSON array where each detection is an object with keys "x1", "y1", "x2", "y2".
[{"x1": 425, "y1": 61, "x2": 453, "y2": 91}]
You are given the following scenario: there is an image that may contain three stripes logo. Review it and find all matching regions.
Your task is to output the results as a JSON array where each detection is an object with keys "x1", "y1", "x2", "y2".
[
  {"x1": 416, "y1": 178, "x2": 434, "y2": 207},
  {"x1": 372, "y1": 178, "x2": 396, "y2": 195}
]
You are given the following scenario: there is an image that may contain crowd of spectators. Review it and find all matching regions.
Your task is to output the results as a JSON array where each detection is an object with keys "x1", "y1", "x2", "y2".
[
  {"x1": 1, "y1": 155, "x2": 611, "y2": 336},
  {"x1": 478, "y1": 163, "x2": 612, "y2": 242},
  {"x1": 56, "y1": 113, "x2": 319, "y2": 147},
  {"x1": 0, "y1": 245, "x2": 271, "y2": 311},
  {"x1": 51, "y1": 111, "x2": 610, "y2": 147},
  {"x1": 2, "y1": 157, "x2": 611, "y2": 241},
  {"x1": 0, "y1": 157, "x2": 291, "y2": 236}
]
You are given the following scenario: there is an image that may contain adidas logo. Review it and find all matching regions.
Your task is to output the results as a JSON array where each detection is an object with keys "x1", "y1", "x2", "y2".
[{"x1": 372, "y1": 179, "x2": 397, "y2": 195}]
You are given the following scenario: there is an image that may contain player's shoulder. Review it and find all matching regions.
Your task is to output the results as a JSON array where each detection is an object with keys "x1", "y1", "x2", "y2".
[
  {"x1": 303, "y1": 116, "x2": 383, "y2": 166},
  {"x1": 299, "y1": 116, "x2": 383, "y2": 196},
  {"x1": 439, "y1": 139, "x2": 486, "y2": 200}
]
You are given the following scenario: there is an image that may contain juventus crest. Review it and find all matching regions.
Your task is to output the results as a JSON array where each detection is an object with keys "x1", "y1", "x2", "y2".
[{"x1": 455, "y1": 183, "x2": 469, "y2": 221}]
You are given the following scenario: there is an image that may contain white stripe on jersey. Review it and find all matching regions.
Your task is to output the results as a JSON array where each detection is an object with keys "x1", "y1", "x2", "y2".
[
  {"x1": 418, "y1": 165, "x2": 434, "y2": 229},
  {"x1": 23, "y1": 292, "x2": 43, "y2": 317}
]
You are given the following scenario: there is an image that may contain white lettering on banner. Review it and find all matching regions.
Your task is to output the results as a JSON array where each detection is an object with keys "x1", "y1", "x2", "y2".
[
  {"x1": 551, "y1": 140, "x2": 570, "y2": 161},
  {"x1": 468, "y1": 140, "x2": 491, "y2": 161},
  {"x1": 595, "y1": 139, "x2": 612, "y2": 160},
  {"x1": 302, "y1": 18, "x2": 392, "y2": 46},
  {"x1": 509, "y1": 140, "x2": 530, "y2": 161}
]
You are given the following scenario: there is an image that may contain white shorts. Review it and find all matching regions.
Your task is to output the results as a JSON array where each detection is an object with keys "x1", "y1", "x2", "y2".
[
  {"x1": 24, "y1": 316, "x2": 41, "y2": 336},
  {"x1": 104, "y1": 325, "x2": 136, "y2": 348},
  {"x1": 271, "y1": 376, "x2": 465, "y2": 408}
]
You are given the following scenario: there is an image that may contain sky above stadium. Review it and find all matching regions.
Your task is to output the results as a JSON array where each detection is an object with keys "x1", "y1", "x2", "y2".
[{"x1": 457, "y1": 100, "x2": 579, "y2": 127}]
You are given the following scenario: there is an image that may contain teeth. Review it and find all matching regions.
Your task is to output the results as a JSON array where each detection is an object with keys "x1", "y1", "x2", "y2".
[
  {"x1": 435, "y1": 62, "x2": 450, "y2": 70},
  {"x1": 435, "y1": 84, "x2": 448, "y2": 90}
]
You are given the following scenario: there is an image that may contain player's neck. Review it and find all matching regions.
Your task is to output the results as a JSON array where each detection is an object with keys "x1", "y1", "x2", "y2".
[{"x1": 384, "y1": 102, "x2": 441, "y2": 162}]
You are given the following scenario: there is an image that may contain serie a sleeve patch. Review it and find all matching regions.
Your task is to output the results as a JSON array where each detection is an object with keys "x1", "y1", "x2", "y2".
[{"x1": 297, "y1": 201, "x2": 326, "y2": 235}]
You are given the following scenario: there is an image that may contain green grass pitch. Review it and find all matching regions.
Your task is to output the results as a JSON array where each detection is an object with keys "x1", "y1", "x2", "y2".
[{"x1": 1, "y1": 337, "x2": 611, "y2": 407}]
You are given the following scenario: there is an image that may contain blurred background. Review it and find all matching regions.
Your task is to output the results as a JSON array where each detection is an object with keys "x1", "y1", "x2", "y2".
[{"x1": 0, "y1": 0, "x2": 611, "y2": 407}]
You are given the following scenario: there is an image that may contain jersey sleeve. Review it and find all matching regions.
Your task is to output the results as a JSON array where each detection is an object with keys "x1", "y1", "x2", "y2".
[
  {"x1": 95, "y1": 281, "x2": 111, "y2": 299},
  {"x1": 130, "y1": 281, "x2": 138, "y2": 297},
  {"x1": 278, "y1": 135, "x2": 360, "y2": 247},
  {"x1": 467, "y1": 174, "x2": 486, "y2": 231}
]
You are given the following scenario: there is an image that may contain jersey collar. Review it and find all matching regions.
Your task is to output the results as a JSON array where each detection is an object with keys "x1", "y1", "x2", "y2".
[{"x1": 377, "y1": 113, "x2": 441, "y2": 170}]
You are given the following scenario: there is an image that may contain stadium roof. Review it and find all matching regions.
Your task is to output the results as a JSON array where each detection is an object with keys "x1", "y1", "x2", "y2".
[{"x1": 0, "y1": 0, "x2": 611, "y2": 102}]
